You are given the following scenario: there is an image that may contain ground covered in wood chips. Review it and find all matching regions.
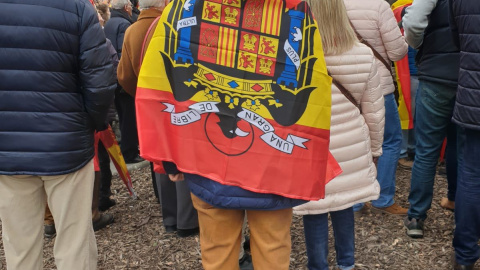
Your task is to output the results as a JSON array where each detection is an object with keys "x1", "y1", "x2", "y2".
[{"x1": 1, "y1": 166, "x2": 476, "y2": 269}]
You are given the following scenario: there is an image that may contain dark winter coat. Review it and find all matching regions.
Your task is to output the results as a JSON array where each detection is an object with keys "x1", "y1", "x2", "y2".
[
  {"x1": 132, "y1": 7, "x2": 140, "y2": 22},
  {"x1": 415, "y1": 0, "x2": 460, "y2": 87},
  {"x1": 162, "y1": 162, "x2": 306, "y2": 210},
  {"x1": 106, "y1": 38, "x2": 119, "y2": 123},
  {"x1": 104, "y1": 9, "x2": 133, "y2": 60},
  {"x1": 449, "y1": 0, "x2": 480, "y2": 130},
  {"x1": 0, "y1": 0, "x2": 116, "y2": 175}
]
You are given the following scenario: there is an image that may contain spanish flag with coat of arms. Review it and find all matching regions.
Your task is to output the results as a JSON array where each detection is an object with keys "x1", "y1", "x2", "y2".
[{"x1": 135, "y1": 0, "x2": 340, "y2": 200}]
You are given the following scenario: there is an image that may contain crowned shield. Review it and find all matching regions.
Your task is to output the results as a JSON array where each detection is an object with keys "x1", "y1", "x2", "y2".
[{"x1": 162, "y1": 0, "x2": 321, "y2": 128}]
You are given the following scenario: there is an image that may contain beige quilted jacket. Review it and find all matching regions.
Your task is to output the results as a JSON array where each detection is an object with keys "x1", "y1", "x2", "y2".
[
  {"x1": 294, "y1": 44, "x2": 384, "y2": 215},
  {"x1": 344, "y1": 0, "x2": 408, "y2": 96}
]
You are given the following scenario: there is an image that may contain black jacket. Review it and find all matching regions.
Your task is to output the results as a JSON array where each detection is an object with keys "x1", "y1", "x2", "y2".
[
  {"x1": 0, "y1": 0, "x2": 116, "y2": 175},
  {"x1": 104, "y1": 9, "x2": 133, "y2": 59},
  {"x1": 416, "y1": 0, "x2": 460, "y2": 87},
  {"x1": 132, "y1": 7, "x2": 140, "y2": 22},
  {"x1": 449, "y1": 0, "x2": 480, "y2": 130}
]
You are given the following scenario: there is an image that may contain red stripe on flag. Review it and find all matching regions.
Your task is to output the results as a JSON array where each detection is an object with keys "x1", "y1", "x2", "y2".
[
  {"x1": 268, "y1": 0, "x2": 275, "y2": 35},
  {"x1": 275, "y1": 0, "x2": 282, "y2": 35}
]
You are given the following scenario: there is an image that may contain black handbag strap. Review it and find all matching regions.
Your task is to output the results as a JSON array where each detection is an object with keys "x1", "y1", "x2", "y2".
[{"x1": 350, "y1": 22, "x2": 393, "y2": 74}]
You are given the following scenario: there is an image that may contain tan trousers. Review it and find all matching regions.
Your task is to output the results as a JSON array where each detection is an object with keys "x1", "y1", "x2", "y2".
[
  {"x1": 44, "y1": 171, "x2": 102, "y2": 224},
  {"x1": 0, "y1": 160, "x2": 97, "y2": 270},
  {"x1": 191, "y1": 194, "x2": 293, "y2": 270}
]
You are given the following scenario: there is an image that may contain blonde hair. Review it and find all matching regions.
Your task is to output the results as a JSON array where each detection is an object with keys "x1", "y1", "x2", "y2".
[
  {"x1": 306, "y1": 0, "x2": 358, "y2": 55},
  {"x1": 96, "y1": 3, "x2": 111, "y2": 22}
]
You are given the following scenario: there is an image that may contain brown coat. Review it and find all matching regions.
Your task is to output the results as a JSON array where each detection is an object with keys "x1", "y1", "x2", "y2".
[{"x1": 117, "y1": 8, "x2": 163, "y2": 97}]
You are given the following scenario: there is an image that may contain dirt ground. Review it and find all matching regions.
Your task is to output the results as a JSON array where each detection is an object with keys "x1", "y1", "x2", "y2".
[{"x1": 0, "y1": 166, "x2": 475, "y2": 269}]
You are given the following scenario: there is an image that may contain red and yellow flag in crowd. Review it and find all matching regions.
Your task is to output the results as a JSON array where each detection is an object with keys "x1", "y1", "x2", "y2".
[
  {"x1": 392, "y1": 0, "x2": 413, "y2": 130},
  {"x1": 135, "y1": 0, "x2": 340, "y2": 200},
  {"x1": 95, "y1": 126, "x2": 137, "y2": 198}
]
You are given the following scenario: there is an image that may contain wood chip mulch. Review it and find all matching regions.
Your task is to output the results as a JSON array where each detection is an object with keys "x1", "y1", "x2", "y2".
[{"x1": 1, "y1": 166, "x2": 477, "y2": 269}]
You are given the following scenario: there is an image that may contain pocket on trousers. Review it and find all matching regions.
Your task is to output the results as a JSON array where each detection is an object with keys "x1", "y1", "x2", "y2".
[{"x1": 420, "y1": 82, "x2": 456, "y2": 108}]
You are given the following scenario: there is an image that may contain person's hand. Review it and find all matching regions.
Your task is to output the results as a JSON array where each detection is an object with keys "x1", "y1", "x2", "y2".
[
  {"x1": 168, "y1": 173, "x2": 185, "y2": 182},
  {"x1": 373, "y1": 157, "x2": 379, "y2": 166},
  {"x1": 95, "y1": 122, "x2": 109, "y2": 132}
]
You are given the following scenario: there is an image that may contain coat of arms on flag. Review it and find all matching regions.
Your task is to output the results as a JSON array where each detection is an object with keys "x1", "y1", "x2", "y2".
[{"x1": 136, "y1": 0, "x2": 340, "y2": 200}]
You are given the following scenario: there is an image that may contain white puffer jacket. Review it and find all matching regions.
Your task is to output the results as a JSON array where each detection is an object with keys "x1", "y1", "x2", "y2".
[
  {"x1": 294, "y1": 44, "x2": 384, "y2": 215},
  {"x1": 344, "y1": 0, "x2": 408, "y2": 96}
]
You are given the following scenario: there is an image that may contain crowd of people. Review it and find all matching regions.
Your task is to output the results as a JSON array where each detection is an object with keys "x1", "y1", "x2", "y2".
[{"x1": 0, "y1": 0, "x2": 479, "y2": 269}]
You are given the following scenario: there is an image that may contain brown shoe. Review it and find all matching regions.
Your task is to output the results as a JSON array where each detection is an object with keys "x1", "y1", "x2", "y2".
[
  {"x1": 440, "y1": 197, "x2": 455, "y2": 211},
  {"x1": 354, "y1": 202, "x2": 371, "y2": 218},
  {"x1": 371, "y1": 202, "x2": 408, "y2": 215},
  {"x1": 398, "y1": 158, "x2": 413, "y2": 169}
]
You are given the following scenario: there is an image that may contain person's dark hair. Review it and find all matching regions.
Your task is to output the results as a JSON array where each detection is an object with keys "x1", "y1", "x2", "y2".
[{"x1": 130, "y1": 0, "x2": 139, "y2": 7}]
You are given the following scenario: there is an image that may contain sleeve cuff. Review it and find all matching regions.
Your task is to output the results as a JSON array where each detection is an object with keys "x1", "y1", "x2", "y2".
[{"x1": 162, "y1": 161, "x2": 181, "y2": 175}]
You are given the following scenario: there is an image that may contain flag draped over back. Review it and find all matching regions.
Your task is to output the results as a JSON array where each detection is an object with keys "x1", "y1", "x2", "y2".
[{"x1": 136, "y1": 0, "x2": 340, "y2": 200}]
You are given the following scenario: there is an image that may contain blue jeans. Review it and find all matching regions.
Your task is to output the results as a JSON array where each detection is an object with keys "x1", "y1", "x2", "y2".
[
  {"x1": 303, "y1": 208, "x2": 355, "y2": 270},
  {"x1": 445, "y1": 123, "x2": 459, "y2": 201},
  {"x1": 407, "y1": 80, "x2": 460, "y2": 220},
  {"x1": 355, "y1": 93, "x2": 402, "y2": 211},
  {"x1": 454, "y1": 128, "x2": 480, "y2": 265},
  {"x1": 374, "y1": 93, "x2": 403, "y2": 208},
  {"x1": 400, "y1": 75, "x2": 419, "y2": 158}
]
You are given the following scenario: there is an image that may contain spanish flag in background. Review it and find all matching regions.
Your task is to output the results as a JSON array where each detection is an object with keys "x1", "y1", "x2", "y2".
[
  {"x1": 94, "y1": 126, "x2": 137, "y2": 197},
  {"x1": 392, "y1": 0, "x2": 413, "y2": 130},
  {"x1": 135, "y1": 0, "x2": 340, "y2": 200}
]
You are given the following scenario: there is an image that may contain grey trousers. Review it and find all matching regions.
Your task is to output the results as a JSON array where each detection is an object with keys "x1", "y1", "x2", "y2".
[{"x1": 155, "y1": 173, "x2": 198, "y2": 230}]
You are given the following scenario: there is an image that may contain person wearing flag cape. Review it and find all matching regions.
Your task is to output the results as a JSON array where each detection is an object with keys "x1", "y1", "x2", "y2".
[{"x1": 135, "y1": 0, "x2": 340, "y2": 268}]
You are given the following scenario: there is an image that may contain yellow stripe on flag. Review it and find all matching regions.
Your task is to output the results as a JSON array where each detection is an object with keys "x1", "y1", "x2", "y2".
[
  {"x1": 262, "y1": 0, "x2": 283, "y2": 36},
  {"x1": 391, "y1": 0, "x2": 412, "y2": 10},
  {"x1": 217, "y1": 27, "x2": 238, "y2": 68}
]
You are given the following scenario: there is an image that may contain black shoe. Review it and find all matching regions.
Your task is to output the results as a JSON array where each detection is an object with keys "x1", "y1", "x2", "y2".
[
  {"x1": 99, "y1": 197, "x2": 116, "y2": 212},
  {"x1": 177, "y1": 227, "x2": 199, "y2": 238},
  {"x1": 453, "y1": 260, "x2": 475, "y2": 270},
  {"x1": 44, "y1": 224, "x2": 56, "y2": 238},
  {"x1": 438, "y1": 166, "x2": 447, "y2": 177},
  {"x1": 165, "y1": 225, "x2": 177, "y2": 232},
  {"x1": 243, "y1": 236, "x2": 250, "y2": 252},
  {"x1": 239, "y1": 253, "x2": 254, "y2": 270},
  {"x1": 93, "y1": 213, "x2": 114, "y2": 231},
  {"x1": 404, "y1": 217, "x2": 424, "y2": 238},
  {"x1": 437, "y1": 161, "x2": 447, "y2": 177},
  {"x1": 125, "y1": 155, "x2": 145, "y2": 164}
]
